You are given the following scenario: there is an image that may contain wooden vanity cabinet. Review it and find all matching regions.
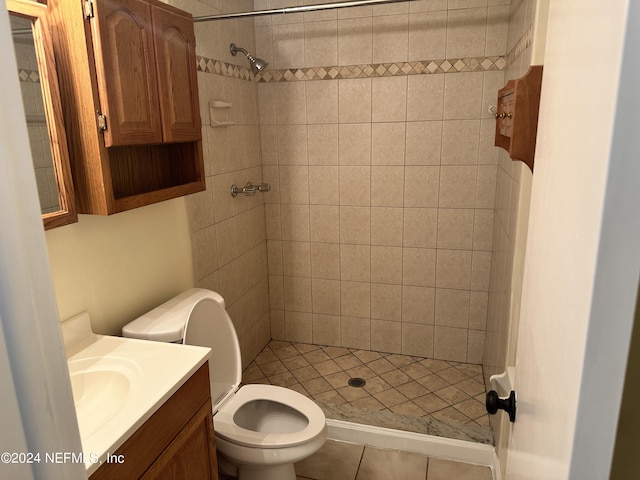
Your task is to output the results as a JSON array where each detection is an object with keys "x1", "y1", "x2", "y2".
[
  {"x1": 89, "y1": 363, "x2": 218, "y2": 480},
  {"x1": 48, "y1": 0, "x2": 204, "y2": 215}
]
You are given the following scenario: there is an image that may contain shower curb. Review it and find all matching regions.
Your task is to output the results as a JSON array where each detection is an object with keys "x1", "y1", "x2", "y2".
[{"x1": 326, "y1": 418, "x2": 500, "y2": 480}]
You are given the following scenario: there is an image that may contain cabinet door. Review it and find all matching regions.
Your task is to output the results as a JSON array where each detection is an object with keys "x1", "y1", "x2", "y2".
[
  {"x1": 151, "y1": 6, "x2": 201, "y2": 143},
  {"x1": 92, "y1": 0, "x2": 163, "y2": 146},
  {"x1": 141, "y1": 402, "x2": 218, "y2": 480}
]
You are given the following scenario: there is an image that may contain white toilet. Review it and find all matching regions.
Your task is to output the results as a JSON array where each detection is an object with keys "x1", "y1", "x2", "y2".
[{"x1": 122, "y1": 288, "x2": 327, "y2": 480}]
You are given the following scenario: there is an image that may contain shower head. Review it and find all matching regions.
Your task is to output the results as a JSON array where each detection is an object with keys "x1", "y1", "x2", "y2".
[{"x1": 230, "y1": 43, "x2": 269, "y2": 75}]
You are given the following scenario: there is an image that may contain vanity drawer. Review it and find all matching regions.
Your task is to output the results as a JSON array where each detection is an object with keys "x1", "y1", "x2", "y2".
[{"x1": 90, "y1": 363, "x2": 217, "y2": 480}]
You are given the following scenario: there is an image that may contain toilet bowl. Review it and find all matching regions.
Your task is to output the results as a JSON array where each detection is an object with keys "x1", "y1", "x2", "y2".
[{"x1": 122, "y1": 288, "x2": 327, "y2": 480}]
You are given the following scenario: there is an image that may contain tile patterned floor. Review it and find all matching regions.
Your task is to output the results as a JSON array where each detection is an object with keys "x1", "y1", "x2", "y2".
[
  {"x1": 294, "y1": 440, "x2": 494, "y2": 480},
  {"x1": 242, "y1": 340, "x2": 493, "y2": 445}
]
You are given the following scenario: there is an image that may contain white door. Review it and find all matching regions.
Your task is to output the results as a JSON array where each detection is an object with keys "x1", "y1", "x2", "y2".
[{"x1": 505, "y1": 1, "x2": 640, "y2": 479}]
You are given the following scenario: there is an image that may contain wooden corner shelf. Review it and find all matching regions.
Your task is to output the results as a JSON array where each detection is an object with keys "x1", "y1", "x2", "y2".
[{"x1": 495, "y1": 65, "x2": 543, "y2": 172}]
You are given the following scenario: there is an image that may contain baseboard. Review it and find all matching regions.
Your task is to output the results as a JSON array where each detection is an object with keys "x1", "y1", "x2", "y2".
[{"x1": 326, "y1": 419, "x2": 499, "y2": 479}]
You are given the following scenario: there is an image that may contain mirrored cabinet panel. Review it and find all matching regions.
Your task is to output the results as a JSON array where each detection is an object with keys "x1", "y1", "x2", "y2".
[{"x1": 9, "y1": 0, "x2": 77, "y2": 229}]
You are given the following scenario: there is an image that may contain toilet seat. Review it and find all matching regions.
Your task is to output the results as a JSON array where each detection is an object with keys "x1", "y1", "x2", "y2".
[{"x1": 215, "y1": 384, "x2": 326, "y2": 449}]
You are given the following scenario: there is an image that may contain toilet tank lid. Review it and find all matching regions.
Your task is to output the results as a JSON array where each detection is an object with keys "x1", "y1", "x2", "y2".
[{"x1": 122, "y1": 288, "x2": 224, "y2": 343}]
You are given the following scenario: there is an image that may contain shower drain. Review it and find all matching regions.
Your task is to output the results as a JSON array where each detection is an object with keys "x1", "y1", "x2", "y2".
[{"x1": 348, "y1": 377, "x2": 366, "y2": 388}]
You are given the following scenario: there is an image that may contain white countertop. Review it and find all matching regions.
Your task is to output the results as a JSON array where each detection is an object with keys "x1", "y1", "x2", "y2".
[{"x1": 62, "y1": 312, "x2": 211, "y2": 474}]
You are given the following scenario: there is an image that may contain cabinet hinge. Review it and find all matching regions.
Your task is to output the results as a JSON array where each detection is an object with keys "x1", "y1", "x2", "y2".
[
  {"x1": 97, "y1": 112, "x2": 107, "y2": 132},
  {"x1": 83, "y1": 0, "x2": 94, "y2": 19}
]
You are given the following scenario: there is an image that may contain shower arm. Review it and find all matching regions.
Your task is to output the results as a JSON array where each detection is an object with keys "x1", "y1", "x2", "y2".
[{"x1": 194, "y1": 0, "x2": 414, "y2": 22}]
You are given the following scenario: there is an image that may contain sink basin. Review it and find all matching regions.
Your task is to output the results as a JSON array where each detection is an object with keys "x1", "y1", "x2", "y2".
[{"x1": 68, "y1": 356, "x2": 140, "y2": 439}]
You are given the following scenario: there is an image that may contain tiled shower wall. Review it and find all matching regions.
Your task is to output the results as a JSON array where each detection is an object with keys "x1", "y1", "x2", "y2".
[
  {"x1": 178, "y1": 0, "x2": 271, "y2": 368},
  {"x1": 256, "y1": 0, "x2": 510, "y2": 363}
]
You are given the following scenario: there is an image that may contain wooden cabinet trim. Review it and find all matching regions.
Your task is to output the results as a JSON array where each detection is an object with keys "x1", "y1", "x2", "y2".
[{"x1": 89, "y1": 363, "x2": 211, "y2": 480}]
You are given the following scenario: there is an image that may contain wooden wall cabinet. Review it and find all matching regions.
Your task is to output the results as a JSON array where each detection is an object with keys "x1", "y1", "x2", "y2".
[
  {"x1": 495, "y1": 66, "x2": 543, "y2": 172},
  {"x1": 49, "y1": 0, "x2": 204, "y2": 215},
  {"x1": 90, "y1": 364, "x2": 218, "y2": 480}
]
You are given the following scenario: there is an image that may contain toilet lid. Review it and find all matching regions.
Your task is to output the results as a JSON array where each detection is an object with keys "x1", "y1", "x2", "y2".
[{"x1": 214, "y1": 384, "x2": 327, "y2": 449}]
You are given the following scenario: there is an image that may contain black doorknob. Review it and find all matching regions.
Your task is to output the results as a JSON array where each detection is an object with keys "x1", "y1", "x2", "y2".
[{"x1": 486, "y1": 390, "x2": 516, "y2": 422}]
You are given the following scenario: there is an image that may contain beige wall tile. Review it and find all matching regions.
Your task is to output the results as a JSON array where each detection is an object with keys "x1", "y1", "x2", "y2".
[
  {"x1": 441, "y1": 120, "x2": 480, "y2": 165},
  {"x1": 402, "y1": 285, "x2": 435, "y2": 324},
  {"x1": 341, "y1": 244, "x2": 371, "y2": 282},
  {"x1": 372, "y1": 77, "x2": 408, "y2": 122},
  {"x1": 308, "y1": 124, "x2": 339, "y2": 165},
  {"x1": 313, "y1": 314, "x2": 341, "y2": 346},
  {"x1": 260, "y1": 126, "x2": 278, "y2": 166},
  {"x1": 439, "y1": 165, "x2": 477, "y2": 208},
  {"x1": 469, "y1": 291, "x2": 488, "y2": 330},
  {"x1": 340, "y1": 166, "x2": 371, "y2": 205},
  {"x1": 341, "y1": 316, "x2": 371, "y2": 350},
  {"x1": 280, "y1": 204, "x2": 310, "y2": 241},
  {"x1": 337, "y1": 17, "x2": 373, "y2": 65},
  {"x1": 407, "y1": 75, "x2": 444, "y2": 121},
  {"x1": 341, "y1": 281, "x2": 371, "y2": 318},
  {"x1": 282, "y1": 241, "x2": 311, "y2": 277},
  {"x1": 258, "y1": 83, "x2": 276, "y2": 125},
  {"x1": 277, "y1": 124, "x2": 308, "y2": 165},
  {"x1": 309, "y1": 166, "x2": 340, "y2": 205},
  {"x1": 339, "y1": 79, "x2": 372, "y2": 123},
  {"x1": 479, "y1": 119, "x2": 499, "y2": 165},
  {"x1": 371, "y1": 166, "x2": 404, "y2": 207},
  {"x1": 371, "y1": 319, "x2": 402, "y2": 353},
  {"x1": 437, "y1": 208, "x2": 474, "y2": 249},
  {"x1": 372, "y1": 123, "x2": 406, "y2": 165},
  {"x1": 473, "y1": 209, "x2": 494, "y2": 251},
  {"x1": 275, "y1": 81, "x2": 307, "y2": 124},
  {"x1": 435, "y1": 288, "x2": 470, "y2": 328},
  {"x1": 371, "y1": 283, "x2": 402, "y2": 321},
  {"x1": 402, "y1": 323, "x2": 434, "y2": 357},
  {"x1": 471, "y1": 250, "x2": 492, "y2": 291},
  {"x1": 285, "y1": 311, "x2": 313, "y2": 343},
  {"x1": 403, "y1": 247, "x2": 436, "y2": 287},
  {"x1": 409, "y1": 11, "x2": 447, "y2": 60},
  {"x1": 436, "y1": 249, "x2": 472, "y2": 289},
  {"x1": 340, "y1": 206, "x2": 371, "y2": 244},
  {"x1": 476, "y1": 165, "x2": 498, "y2": 208},
  {"x1": 434, "y1": 326, "x2": 468, "y2": 362},
  {"x1": 267, "y1": 240, "x2": 284, "y2": 276},
  {"x1": 284, "y1": 276, "x2": 312, "y2": 312},
  {"x1": 443, "y1": 72, "x2": 484, "y2": 120},
  {"x1": 404, "y1": 166, "x2": 440, "y2": 207},
  {"x1": 273, "y1": 23, "x2": 305, "y2": 69},
  {"x1": 409, "y1": 0, "x2": 447, "y2": 12},
  {"x1": 264, "y1": 204, "x2": 282, "y2": 240},
  {"x1": 339, "y1": 124, "x2": 372, "y2": 165},
  {"x1": 445, "y1": 7, "x2": 487, "y2": 59},
  {"x1": 279, "y1": 165, "x2": 309, "y2": 204},
  {"x1": 312, "y1": 278, "x2": 341, "y2": 315},
  {"x1": 269, "y1": 275, "x2": 285, "y2": 309},
  {"x1": 372, "y1": 14, "x2": 409, "y2": 63},
  {"x1": 405, "y1": 121, "x2": 442, "y2": 165},
  {"x1": 192, "y1": 225, "x2": 219, "y2": 281},
  {"x1": 304, "y1": 20, "x2": 338, "y2": 67},
  {"x1": 371, "y1": 207, "x2": 404, "y2": 246},
  {"x1": 271, "y1": 309, "x2": 285, "y2": 340},
  {"x1": 486, "y1": 6, "x2": 510, "y2": 57},
  {"x1": 311, "y1": 242, "x2": 341, "y2": 279},
  {"x1": 306, "y1": 80, "x2": 338, "y2": 124},
  {"x1": 467, "y1": 329, "x2": 485, "y2": 364},
  {"x1": 371, "y1": 246, "x2": 403, "y2": 284},
  {"x1": 310, "y1": 205, "x2": 340, "y2": 243}
]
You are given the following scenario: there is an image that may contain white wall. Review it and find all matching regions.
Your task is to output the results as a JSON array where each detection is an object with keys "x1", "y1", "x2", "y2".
[{"x1": 506, "y1": 0, "x2": 638, "y2": 478}]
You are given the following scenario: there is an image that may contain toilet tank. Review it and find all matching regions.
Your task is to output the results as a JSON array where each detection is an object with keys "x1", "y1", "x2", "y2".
[{"x1": 122, "y1": 288, "x2": 242, "y2": 410}]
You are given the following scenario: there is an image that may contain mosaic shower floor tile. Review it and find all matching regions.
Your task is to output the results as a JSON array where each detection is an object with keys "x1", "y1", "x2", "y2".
[{"x1": 242, "y1": 340, "x2": 493, "y2": 445}]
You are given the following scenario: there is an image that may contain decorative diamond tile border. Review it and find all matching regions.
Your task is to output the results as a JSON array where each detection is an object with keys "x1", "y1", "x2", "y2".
[
  {"x1": 196, "y1": 55, "x2": 506, "y2": 84},
  {"x1": 506, "y1": 24, "x2": 534, "y2": 68},
  {"x1": 17, "y1": 68, "x2": 39, "y2": 83}
]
